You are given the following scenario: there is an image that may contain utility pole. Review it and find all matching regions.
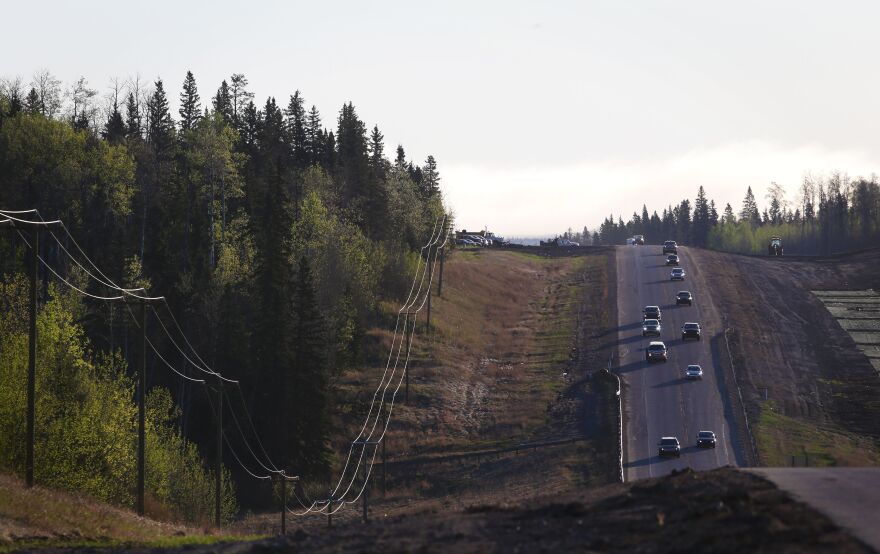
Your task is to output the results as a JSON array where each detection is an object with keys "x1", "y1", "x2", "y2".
[
  {"x1": 0, "y1": 216, "x2": 60, "y2": 489},
  {"x1": 353, "y1": 440, "x2": 378, "y2": 523},
  {"x1": 27, "y1": 226, "x2": 37, "y2": 488},
  {"x1": 215, "y1": 377, "x2": 223, "y2": 527},
  {"x1": 404, "y1": 317, "x2": 413, "y2": 404},
  {"x1": 137, "y1": 301, "x2": 146, "y2": 516},
  {"x1": 327, "y1": 489, "x2": 333, "y2": 528},
  {"x1": 278, "y1": 473, "x2": 298, "y2": 535},
  {"x1": 426, "y1": 253, "x2": 433, "y2": 334},
  {"x1": 382, "y1": 436, "x2": 387, "y2": 497},
  {"x1": 437, "y1": 247, "x2": 445, "y2": 297}
]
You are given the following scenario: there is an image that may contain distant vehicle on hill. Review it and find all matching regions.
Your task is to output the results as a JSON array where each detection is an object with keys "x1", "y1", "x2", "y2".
[
  {"x1": 670, "y1": 267, "x2": 686, "y2": 281},
  {"x1": 658, "y1": 436, "x2": 681, "y2": 457},
  {"x1": 769, "y1": 237, "x2": 784, "y2": 256},
  {"x1": 633, "y1": 234, "x2": 645, "y2": 245},
  {"x1": 663, "y1": 240, "x2": 678, "y2": 254}
]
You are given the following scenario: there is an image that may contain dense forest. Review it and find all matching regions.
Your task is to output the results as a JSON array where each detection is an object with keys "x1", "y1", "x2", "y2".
[
  {"x1": 0, "y1": 71, "x2": 445, "y2": 518},
  {"x1": 566, "y1": 177, "x2": 880, "y2": 255}
]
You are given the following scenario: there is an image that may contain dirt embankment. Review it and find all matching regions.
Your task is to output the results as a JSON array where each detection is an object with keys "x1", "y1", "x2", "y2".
[
  {"x1": 689, "y1": 247, "x2": 880, "y2": 467},
  {"x1": 172, "y1": 468, "x2": 870, "y2": 554},
  {"x1": 234, "y1": 248, "x2": 620, "y2": 535}
]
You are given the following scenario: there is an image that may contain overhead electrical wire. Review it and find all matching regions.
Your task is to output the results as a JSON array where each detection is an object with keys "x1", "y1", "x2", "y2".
[{"x1": 289, "y1": 217, "x2": 449, "y2": 516}]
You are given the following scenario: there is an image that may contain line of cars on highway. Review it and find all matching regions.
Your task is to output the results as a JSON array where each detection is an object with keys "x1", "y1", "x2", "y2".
[{"x1": 635, "y1": 239, "x2": 716, "y2": 458}]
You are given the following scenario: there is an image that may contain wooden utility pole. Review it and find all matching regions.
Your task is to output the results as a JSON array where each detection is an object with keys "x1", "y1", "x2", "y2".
[
  {"x1": 404, "y1": 319, "x2": 413, "y2": 404},
  {"x1": 327, "y1": 489, "x2": 333, "y2": 528},
  {"x1": 26, "y1": 226, "x2": 37, "y2": 488},
  {"x1": 215, "y1": 377, "x2": 223, "y2": 527},
  {"x1": 137, "y1": 301, "x2": 146, "y2": 516},
  {"x1": 353, "y1": 440, "x2": 378, "y2": 523},
  {"x1": 437, "y1": 247, "x2": 445, "y2": 297},
  {"x1": 382, "y1": 436, "x2": 387, "y2": 497},
  {"x1": 426, "y1": 254, "x2": 433, "y2": 334},
  {"x1": 0, "y1": 216, "x2": 60, "y2": 489}
]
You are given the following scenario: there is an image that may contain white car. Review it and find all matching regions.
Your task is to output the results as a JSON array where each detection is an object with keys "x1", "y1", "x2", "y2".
[
  {"x1": 685, "y1": 364, "x2": 703, "y2": 380},
  {"x1": 670, "y1": 267, "x2": 686, "y2": 281}
]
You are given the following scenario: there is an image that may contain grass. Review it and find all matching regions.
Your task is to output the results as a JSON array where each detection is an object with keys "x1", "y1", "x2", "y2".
[
  {"x1": 754, "y1": 400, "x2": 880, "y2": 467},
  {"x1": 0, "y1": 472, "x2": 262, "y2": 552}
]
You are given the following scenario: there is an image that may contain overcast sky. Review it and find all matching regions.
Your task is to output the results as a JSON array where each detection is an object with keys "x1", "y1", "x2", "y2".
[{"x1": 4, "y1": 0, "x2": 879, "y2": 236}]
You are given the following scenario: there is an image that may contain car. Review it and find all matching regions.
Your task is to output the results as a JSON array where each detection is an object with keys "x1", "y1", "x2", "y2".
[
  {"x1": 685, "y1": 364, "x2": 703, "y2": 379},
  {"x1": 642, "y1": 319, "x2": 662, "y2": 337},
  {"x1": 634, "y1": 234, "x2": 645, "y2": 245},
  {"x1": 670, "y1": 267, "x2": 686, "y2": 281},
  {"x1": 676, "y1": 291, "x2": 693, "y2": 305},
  {"x1": 665, "y1": 254, "x2": 679, "y2": 265},
  {"x1": 658, "y1": 436, "x2": 681, "y2": 457},
  {"x1": 646, "y1": 341, "x2": 668, "y2": 362},
  {"x1": 663, "y1": 240, "x2": 678, "y2": 254},
  {"x1": 696, "y1": 431, "x2": 717, "y2": 448},
  {"x1": 626, "y1": 237, "x2": 635, "y2": 245},
  {"x1": 681, "y1": 322, "x2": 701, "y2": 340},
  {"x1": 643, "y1": 305, "x2": 662, "y2": 321}
]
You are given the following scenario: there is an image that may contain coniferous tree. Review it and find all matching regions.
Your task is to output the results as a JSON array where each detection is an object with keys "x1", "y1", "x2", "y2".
[
  {"x1": 289, "y1": 255, "x2": 329, "y2": 476},
  {"x1": 213, "y1": 80, "x2": 233, "y2": 121},
  {"x1": 147, "y1": 79, "x2": 175, "y2": 155},
  {"x1": 421, "y1": 155, "x2": 440, "y2": 199},
  {"x1": 395, "y1": 144, "x2": 406, "y2": 168},
  {"x1": 125, "y1": 92, "x2": 141, "y2": 138},
  {"x1": 228, "y1": 73, "x2": 254, "y2": 127},
  {"x1": 102, "y1": 100, "x2": 126, "y2": 144},
  {"x1": 285, "y1": 91, "x2": 308, "y2": 169},
  {"x1": 740, "y1": 186, "x2": 760, "y2": 226},
  {"x1": 24, "y1": 87, "x2": 42, "y2": 114},
  {"x1": 304, "y1": 105, "x2": 322, "y2": 166},
  {"x1": 178, "y1": 70, "x2": 201, "y2": 133},
  {"x1": 368, "y1": 125, "x2": 386, "y2": 181}
]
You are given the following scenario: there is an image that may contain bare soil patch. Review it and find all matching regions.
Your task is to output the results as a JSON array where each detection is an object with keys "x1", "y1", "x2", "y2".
[{"x1": 689, "y1": 247, "x2": 880, "y2": 466}]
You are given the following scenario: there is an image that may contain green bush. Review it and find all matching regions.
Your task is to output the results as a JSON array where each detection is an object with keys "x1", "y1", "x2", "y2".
[{"x1": 0, "y1": 275, "x2": 236, "y2": 523}]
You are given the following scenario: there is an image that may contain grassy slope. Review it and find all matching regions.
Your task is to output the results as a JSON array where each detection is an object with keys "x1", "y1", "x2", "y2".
[{"x1": 0, "y1": 473, "x2": 257, "y2": 552}]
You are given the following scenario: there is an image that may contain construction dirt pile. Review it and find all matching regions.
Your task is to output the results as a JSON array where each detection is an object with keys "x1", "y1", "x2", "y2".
[{"x1": 79, "y1": 467, "x2": 868, "y2": 554}]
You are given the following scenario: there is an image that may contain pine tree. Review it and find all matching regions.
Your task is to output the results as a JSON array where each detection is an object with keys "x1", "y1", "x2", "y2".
[
  {"x1": 285, "y1": 91, "x2": 307, "y2": 169},
  {"x1": 228, "y1": 73, "x2": 253, "y2": 127},
  {"x1": 178, "y1": 70, "x2": 201, "y2": 133},
  {"x1": 421, "y1": 155, "x2": 440, "y2": 199},
  {"x1": 708, "y1": 200, "x2": 719, "y2": 227}
]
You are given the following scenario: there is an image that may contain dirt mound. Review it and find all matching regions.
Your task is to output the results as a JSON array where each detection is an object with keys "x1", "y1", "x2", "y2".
[{"x1": 157, "y1": 468, "x2": 868, "y2": 553}]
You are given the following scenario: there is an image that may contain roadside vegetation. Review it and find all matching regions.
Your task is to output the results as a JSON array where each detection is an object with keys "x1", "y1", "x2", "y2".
[
  {"x1": 565, "y1": 176, "x2": 880, "y2": 256},
  {"x1": 0, "y1": 69, "x2": 445, "y2": 518}
]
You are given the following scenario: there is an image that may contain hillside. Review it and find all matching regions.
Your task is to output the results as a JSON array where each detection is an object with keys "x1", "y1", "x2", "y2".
[{"x1": 0, "y1": 473, "x2": 253, "y2": 552}]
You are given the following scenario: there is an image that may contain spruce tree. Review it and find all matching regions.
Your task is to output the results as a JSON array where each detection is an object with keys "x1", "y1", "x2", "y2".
[
  {"x1": 213, "y1": 80, "x2": 233, "y2": 121},
  {"x1": 369, "y1": 125, "x2": 386, "y2": 180},
  {"x1": 178, "y1": 70, "x2": 201, "y2": 133},
  {"x1": 290, "y1": 255, "x2": 329, "y2": 476},
  {"x1": 723, "y1": 203, "x2": 736, "y2": 224},
  {"x1": 285, "y1": 91, "x2": 308, "y2": 169},
  {"x1": 147, "y1": 79, "x2": 175, "y2": 155},
  {"x1": 305, "y1": 105, "x2": 322, "y2": 166},
  {"x1": 24, "y1": 87, "x2": 42, "y2": 114},
  {"x1": 395, "y1": 144, "x2": 406, "y2": 168},
  {"x1": 102, "y1": 100, "x2": 126, "y2": 144},
  {"x1": 740, "y1": 186, "x2": 760, "y2": 225},
  {"x1": 125, "y1": 92, "x2": 141, "y2": 138}
]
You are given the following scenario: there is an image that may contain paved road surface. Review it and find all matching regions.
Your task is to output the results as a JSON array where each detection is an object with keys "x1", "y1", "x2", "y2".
[
  {"x1": 616, "y1": 245, "x2": 746, "y2": 480},
  {"x1": 747, "y1": 468, "x2": 880, "y2": 551}
]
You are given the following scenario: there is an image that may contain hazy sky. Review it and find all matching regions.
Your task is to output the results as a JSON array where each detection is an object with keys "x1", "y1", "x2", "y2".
[{"x1": 4, "y1": 1, "x2": 880, "y2": 236}]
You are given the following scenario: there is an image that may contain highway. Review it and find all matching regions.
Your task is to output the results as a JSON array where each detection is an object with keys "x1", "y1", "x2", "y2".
[{"x1": 616, "y1": 245, "x2": 746, "y2": 480}]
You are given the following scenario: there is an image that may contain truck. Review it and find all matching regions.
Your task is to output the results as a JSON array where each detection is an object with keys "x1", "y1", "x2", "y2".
[{"x1": 768, "y1": 237, "x2": 783, "y2": 256}]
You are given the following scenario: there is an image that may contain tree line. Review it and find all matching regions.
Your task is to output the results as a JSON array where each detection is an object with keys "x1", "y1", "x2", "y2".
[
  {"x1": 0, "y1": 70, "x2": 445, "y2": 514},
  {"x1": 581, "y1": 176, "x2": 880, "y2": 255}
]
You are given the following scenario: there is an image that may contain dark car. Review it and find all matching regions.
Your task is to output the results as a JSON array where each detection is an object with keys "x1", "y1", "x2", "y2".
[
  {"x1": 663, "y1": 240, "x2": 678, "y2": 254},
  {"x1": 646, "y1": 341, "x2": 668, "y2": 362},
  {"x1": 642, "y1": 319, "x2": 661, "y2": 337},
  {"x1": 643, "y1": 305, "x2": 662, "y2": 321},
  {"x1": 681, "y1": 322, "x2": 701, "y2": 340},
  {"x1": 696, "y1": 430, "x2": 717, "y2": 448},
  {"x1": 665, "y1": 254, "x2": 679, "y2": 265},
  {"x1": 676, "y1": 291, "x2": 693, "y2": 305},
  {"x1": 658, "y1": 436, "x2": 681, "y2": 457}
]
